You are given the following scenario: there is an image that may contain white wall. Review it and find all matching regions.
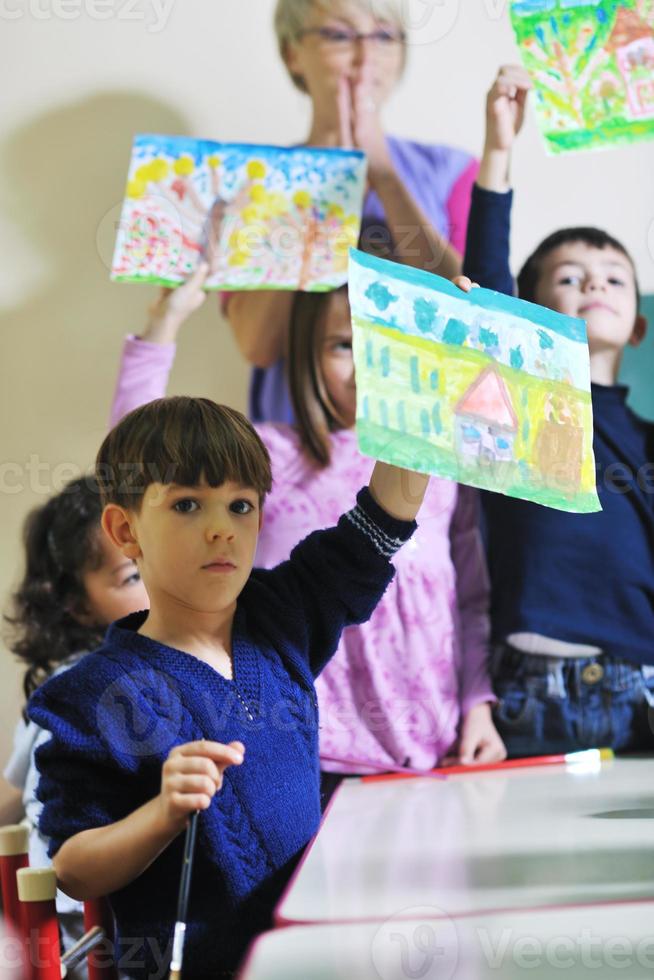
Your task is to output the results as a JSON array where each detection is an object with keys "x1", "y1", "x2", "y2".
[{"x1": 1, "y1": 0, "x2": 653, "y2": 774}]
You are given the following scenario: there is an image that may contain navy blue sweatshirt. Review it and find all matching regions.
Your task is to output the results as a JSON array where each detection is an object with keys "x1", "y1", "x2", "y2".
[
  {"x1": 29, "y1": 488, "x2": 416, "y2": 979},
  {"x1": 464, "y1": 184, "x2": 654, "y2": 665}
]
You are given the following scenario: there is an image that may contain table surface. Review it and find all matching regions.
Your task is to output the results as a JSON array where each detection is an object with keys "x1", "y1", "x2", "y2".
[
  {"x1": 240, "y1": 902, "x2": 654, "y2": 979},
  {"x1": 276, "y1": 756, "x2": 654, "y2": 926}
]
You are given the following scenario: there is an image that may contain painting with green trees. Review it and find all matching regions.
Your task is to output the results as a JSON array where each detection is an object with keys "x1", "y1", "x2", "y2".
[
  {"x1": 510, "y1": 0, "x2": 654, "y2": 154},
  {"x1": 348, "y1": 249, "x2": 601, "y2": 513}
]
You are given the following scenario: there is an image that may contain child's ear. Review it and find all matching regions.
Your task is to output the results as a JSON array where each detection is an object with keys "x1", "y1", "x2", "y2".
[
  {"x1": 629, "y1": 313, "x2": 647, "y2": 348},
  {"x1": 101, "y1": 504, "x2": 141, "y2": 559}
]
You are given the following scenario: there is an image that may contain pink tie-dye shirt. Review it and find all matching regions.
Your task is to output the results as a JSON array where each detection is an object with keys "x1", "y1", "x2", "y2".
[{"x1": 110, "y1": 336, "x2": 494, "y2": 773}]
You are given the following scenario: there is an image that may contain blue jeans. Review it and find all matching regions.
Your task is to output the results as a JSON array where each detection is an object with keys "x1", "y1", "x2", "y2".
[{"x1": 491, "y1": 644, "x2": 654, "y2": 758}]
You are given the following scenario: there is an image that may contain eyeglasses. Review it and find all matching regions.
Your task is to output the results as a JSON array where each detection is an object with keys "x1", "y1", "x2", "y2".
[{"x1": 298, "y1": 26, "x2": 405, "y2": 47}]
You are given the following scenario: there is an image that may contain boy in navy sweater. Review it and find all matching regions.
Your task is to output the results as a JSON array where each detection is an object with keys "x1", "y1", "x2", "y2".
[
  {"x1": 462, "y1": 65, "x2": 654, "y2": 757},
  {"x1": 29, "y1": 396, "x2": 430, "y2": 978}
]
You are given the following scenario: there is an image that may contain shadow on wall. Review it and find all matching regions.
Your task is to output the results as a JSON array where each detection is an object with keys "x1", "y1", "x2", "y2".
[
  {"x1": 619, "y1": 294, "x2": 654, "y2": 422},
  {"x1": 0, "y1": 92, "x2": 189, "y2": 448},
  {"x1": 0, "y1": 95, "x2": 190, "y2": 733}
]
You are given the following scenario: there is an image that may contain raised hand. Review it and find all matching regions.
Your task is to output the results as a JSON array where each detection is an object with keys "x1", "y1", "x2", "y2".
[
  {"x1": 143, "y1": 261, "x2": 210, "y2": 344},
  {"x1": 485, "y1": 64, "x2": 533, "y2": 153}
]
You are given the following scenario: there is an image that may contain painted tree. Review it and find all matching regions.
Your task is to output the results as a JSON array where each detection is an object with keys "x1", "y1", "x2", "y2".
[
  {"x1": 443, "y1": 318, "x2": 469, "y2": 346},
  {"x1": 512, "y1": 0, "x2": 635, "y2": 129}
]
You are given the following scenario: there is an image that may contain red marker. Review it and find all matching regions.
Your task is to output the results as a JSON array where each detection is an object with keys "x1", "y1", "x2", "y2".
[{"x1": 359, "y1": 748, "x2": 614, "y2": 784}]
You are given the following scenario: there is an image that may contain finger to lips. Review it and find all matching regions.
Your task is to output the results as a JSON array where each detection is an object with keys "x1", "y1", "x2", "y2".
[
  {"x1": 356, "y1": 85, "x2": 377, "y2": 114},
  {"x1": 337, "y1": 75, "x2": 354, "y2": 146}
]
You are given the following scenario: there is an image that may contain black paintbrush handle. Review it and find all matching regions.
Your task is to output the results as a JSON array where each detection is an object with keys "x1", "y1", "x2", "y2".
[
  {"x1": 177, "y1": 811, "x2": 199, "y2": 921},
  {"x1": 169, "y1": 811, "x2": 199, "y2": 980}
]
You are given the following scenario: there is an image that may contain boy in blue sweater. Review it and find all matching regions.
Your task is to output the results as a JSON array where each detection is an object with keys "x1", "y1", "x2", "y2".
[
  {"x1": 462, "y1": 65, "x2": 654, "y2": 757},
  {"x1": 29, "y1": 396, "x2": 430, "y2": 979}
]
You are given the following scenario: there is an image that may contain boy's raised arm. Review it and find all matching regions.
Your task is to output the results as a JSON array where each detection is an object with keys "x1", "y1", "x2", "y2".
[
  {"x1": 368, "y1": 461, "x2": 430, "y2": 522},
  {"x1": 477, "y1": 64, "x2": 531, "y2": 193},
  {"x1": 464, "y1": 65, "x2": 532, "y2": 296},
  {"x1": 247, "y1": 460, "x2": 430, "y2": 681}
]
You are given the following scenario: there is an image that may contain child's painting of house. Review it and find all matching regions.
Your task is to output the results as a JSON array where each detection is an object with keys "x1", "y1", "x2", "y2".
[
  {"x1": 510, "y1": 0, "x2": 654, "y2": 154},
  {"x1": 455, "y1": 367, "x2": 519, "y2": 469},
  {"x1": 111, "y1": 135, "x2": 366, "y2": 291},
  {"x1": 348, "y1": 248, "x2": 600, "y2": 513}
]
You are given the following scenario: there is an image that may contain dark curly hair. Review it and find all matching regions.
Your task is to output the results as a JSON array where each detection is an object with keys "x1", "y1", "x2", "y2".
[{"x1": 4, "y1": 475, "x2": 107, "y2": 702}]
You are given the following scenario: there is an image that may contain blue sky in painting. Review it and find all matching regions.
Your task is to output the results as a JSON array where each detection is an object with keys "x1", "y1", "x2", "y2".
[
  {"x1": 130, "y1": 134, "x2": 366, "y2": 206},
  {"x1": 349, "y1": 249, "x2": 593, "y2": 390}
]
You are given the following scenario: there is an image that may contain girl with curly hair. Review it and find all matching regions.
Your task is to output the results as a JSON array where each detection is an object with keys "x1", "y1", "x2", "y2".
[{"x1": 3, "y1": 475, "x2": 148, "y2": 970}]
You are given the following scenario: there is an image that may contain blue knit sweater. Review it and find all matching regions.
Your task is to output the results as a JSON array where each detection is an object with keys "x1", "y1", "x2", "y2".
[
  {"x1": 464, "y1": 185, "x2": 654, "y2": 664},
  {"x1": 29, "y1": 488, "x2": 416, "y2": 978}
]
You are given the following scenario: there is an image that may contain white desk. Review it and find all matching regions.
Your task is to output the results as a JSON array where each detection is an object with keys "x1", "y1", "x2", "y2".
[
  {"x1": 240, "y1": 903, "x2": 654, "y2": 979},
  {"x1": 276, "y1": 757, "x2": 654, "y2": 926}
]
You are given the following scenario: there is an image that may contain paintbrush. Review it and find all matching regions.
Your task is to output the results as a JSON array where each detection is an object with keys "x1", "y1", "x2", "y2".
[{"x1": 168, "y1": 810, "x2": 199, "y2": 980}]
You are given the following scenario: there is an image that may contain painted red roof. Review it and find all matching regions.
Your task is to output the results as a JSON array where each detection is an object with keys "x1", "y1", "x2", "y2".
[
  {"x1": 608, "y1": 7, "x2": 653, "y2": 50},
  {"x1": 455, "y1": 366, "x2": 518, "y2": 429}
]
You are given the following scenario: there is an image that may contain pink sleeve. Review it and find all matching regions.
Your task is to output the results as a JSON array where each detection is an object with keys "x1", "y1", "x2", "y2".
[
  {"x1": 253, "y1": 424, "x2": 310, "y2": 569},
  {"x1": 109, "y1": 335, "x2": 177, "y2": 429},
  {"x1": 447, "y1": 158, "x2": 479, "y2": 256},
  {"x1": 449, "y1": 485, "x2": 495, "y2": 716}
]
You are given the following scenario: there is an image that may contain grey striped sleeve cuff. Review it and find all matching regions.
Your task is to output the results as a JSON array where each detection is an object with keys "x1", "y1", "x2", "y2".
[{"x1": 344, "y1": 487, "x2": 417, "y2": 559}]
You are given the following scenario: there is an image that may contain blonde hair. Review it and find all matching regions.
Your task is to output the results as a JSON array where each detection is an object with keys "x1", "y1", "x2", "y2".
[{"x1": 274, "y1": 0, "x2": 407, "y2": 92}]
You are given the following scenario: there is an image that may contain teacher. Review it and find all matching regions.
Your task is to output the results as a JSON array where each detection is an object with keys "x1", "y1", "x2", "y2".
[{"x1": 225, "y1": 0, "x2": 478, "y2": 423}]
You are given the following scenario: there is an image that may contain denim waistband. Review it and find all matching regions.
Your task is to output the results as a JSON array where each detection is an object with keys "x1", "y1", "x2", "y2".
[{"x1": 493, "y1": 644, "x2": 654, "y2": 687}]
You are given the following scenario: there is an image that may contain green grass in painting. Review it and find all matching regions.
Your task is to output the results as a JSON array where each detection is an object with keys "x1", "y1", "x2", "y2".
[
  {"x1": 511, "y1": 0, "x2": 654, "y2": 155},
  {"x1": 546, "y1": 118, "x2": 654, "y2": 154},
  {"x1": 111, "y1": 274, "x2": 333, "y2": 292},
  {"x1": 354, "y1": 320, "x2": 596, "y2": 497},
  {"x1": 356, "y1": 420, "x2": 601, "y2": 514}
]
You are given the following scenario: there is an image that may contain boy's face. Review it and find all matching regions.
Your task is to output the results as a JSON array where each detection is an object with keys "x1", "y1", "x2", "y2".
[
  {"x1": 534, "y1": 242, "x2": 642, "y2": 355},
  {"x1": 115, "y1": 479, "x2": 262, "y2": 617}
]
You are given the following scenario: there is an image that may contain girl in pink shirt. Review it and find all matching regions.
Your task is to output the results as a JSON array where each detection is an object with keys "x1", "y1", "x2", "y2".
[{"x1": 110, "y1": 266, "x2": 505, "y2": 776}]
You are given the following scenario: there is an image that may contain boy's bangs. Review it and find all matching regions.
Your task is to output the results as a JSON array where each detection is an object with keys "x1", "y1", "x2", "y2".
[
  {"x1": 97, "y1": 398, "x2": 272, "y2": 508},
  {"x1": 163, "y1": 420, "x2": 268, "y2": 495},
  {"x1": 142, "y1": 401, "x2": 271, "y2": 498}
]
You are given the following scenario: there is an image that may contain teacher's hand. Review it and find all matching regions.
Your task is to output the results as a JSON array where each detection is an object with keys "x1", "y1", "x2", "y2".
[{"x1": 337, "y1": 68, "x2": 395, "y2": 189}]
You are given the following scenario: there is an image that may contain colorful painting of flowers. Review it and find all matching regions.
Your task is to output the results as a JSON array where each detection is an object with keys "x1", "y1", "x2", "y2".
[{"x1": 111, "y1": 135, "x2": 367, "y2": 290}]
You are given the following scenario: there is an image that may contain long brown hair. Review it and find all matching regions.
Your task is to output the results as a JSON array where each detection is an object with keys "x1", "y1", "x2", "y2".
[{"x1": 287, "y1": 286, "x2": 351, "y2": 468}]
